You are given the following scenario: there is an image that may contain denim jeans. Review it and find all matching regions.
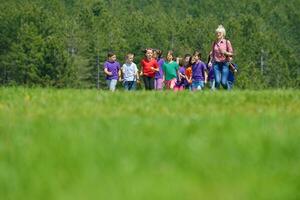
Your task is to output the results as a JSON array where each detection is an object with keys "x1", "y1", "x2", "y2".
[
  {"x1": 106, "y1": 79, "x2": 118, "y2": 91},
  {"x1": 124, "y1": 81, "x2": 136, "y2": 91},
  {"x1": 192, "y1": 80, "x2": 205, "y2": 91},
  {"x1": 213, "y1": 62, "x2": 230, "y2": 90},
  {"x1": 210, "y1": 79, "x2": 215, "y2": 90}
]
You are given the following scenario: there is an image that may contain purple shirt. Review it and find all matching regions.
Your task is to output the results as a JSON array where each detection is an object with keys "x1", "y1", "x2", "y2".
[
  {"x1": 208, "y1": 65, "x2": 214, "y2": 81},
  {"x1": 155, "y1": 58, "x2": 164, "y2": 79},
  {"x1": 192, "y1": 60, "x2": 206, "y2": 81},
  {"x1": 104, "y1": 61, "x2": 120, "y2": 80},
  {"x1": 176, "y1": 66, "x2": 186, "y2": 86},
  {"x1": 179, "y1": 66, "x2": 185, "y2": 75}
]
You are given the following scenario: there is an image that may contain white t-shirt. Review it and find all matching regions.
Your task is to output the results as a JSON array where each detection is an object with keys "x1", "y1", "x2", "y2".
[{"x1": 122, "y1": 62, "x2": 138, "y2": 81}]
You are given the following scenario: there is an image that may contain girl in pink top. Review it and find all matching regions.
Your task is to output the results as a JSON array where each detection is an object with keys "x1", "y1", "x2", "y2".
[{"x1": 208, "y1": 25, "x2": 234, "y2": 90}]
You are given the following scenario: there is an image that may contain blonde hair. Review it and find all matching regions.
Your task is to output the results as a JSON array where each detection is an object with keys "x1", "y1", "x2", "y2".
[{"x1": 216, "y1": 24, "x2": 226, "y2": 37}]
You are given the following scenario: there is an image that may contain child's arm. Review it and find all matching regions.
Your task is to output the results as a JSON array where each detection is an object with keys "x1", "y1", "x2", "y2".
[
  {"x1": 118, "y1": 69, "x2": 122, "y2": 81},
  {"x1": 121, "y1": 65, "x2": 125, "y2": 75},
  {"x1": 184, "y1": 75, "x2": 189, "y2": 81},
  {"x1": 135, "y1": 66, "x2": 140, "y2": 82},
  {"x1": 121, "y1": 66, "x2": 125, "y2": 80},
  {"x1": 104, "y1": 68, "x2": 112, "y2": 76},
  {"x1": 140, "y1": 65, "x2": 143, "y2": 76},
  {"x1": 179, "y1": 72, "x2": 185, "y2": 79},
  {"x1": 151, "y1": 61, "x2": 159, "y2": 72},
  {"x1": 136, "y1": 72, "x2": 140, "y2": 83},
  {"x1": 177, "y1": 70, "x2": 182, "y2": 82},
  {"x1": 151, "y1": 67, "x2": 159, "y2": 72}
]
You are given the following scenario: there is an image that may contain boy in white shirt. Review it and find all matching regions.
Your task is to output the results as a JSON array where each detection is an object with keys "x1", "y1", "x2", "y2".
[{"x1": 122, "y1": 53, "x2": 139, "y2": 91}]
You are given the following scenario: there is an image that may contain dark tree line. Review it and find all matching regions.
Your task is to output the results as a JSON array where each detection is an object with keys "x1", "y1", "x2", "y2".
[{"x1": 0, "y1": 0, "x2": 299, "y2": 89}]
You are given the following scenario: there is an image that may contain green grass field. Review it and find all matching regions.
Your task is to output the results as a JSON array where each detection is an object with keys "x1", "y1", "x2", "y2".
[{"x1": 0, "y1": 88, "x2": 300, "y2": 200}]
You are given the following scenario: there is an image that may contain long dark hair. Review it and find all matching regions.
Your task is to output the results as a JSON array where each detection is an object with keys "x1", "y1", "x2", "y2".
[
  {"x1": 189, "y1": 55, "x2": 196, "y2": 66},
  {"x1": 166, "y1": 50, "x2": 175, "y2": 61},
  {"x1": 154, "y1": 49, "x2": 163, "y2": 60},
  {"x1": 207, "y1": 55, "x2": 211, "y2": 65},
  {"x1": 193, "y1": 50, "x2": 201, "y2": 59}
]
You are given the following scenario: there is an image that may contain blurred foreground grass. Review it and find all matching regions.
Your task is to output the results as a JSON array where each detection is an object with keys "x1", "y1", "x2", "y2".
[{"x1": 0, "y1": 88, "x2": 300, "y2": 200}]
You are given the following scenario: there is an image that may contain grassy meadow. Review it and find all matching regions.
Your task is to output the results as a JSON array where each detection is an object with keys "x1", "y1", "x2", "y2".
[{"x1": 0, "y1": 88, "x2": 300, "y2": 200}]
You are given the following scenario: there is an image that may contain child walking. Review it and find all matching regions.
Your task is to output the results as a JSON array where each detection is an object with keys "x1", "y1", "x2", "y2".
[
  {"x1": 140, "y1": 48, "x2": 159, "y2": 90},
  {"x1": 104, "y1": 52, "x2": 121, "y2": 91},
  {"x1": 191, "y1": 51, "x2": 207, "y2": 91},
  {"x1": 174, "y1": 58, "x2": 186, "y2": 91},
  {"x1": 162, "y1": 51, "x2": 179, "y2": 90},
  {"x1": 185, "y1": 56, "x2": 196, "y2": 91},
  {"x1": 122, "y1": 53, "x2": 139, "y2": 91},
  {"x1": 153, "y1": 49, "x2": 164, "y2": 90}
]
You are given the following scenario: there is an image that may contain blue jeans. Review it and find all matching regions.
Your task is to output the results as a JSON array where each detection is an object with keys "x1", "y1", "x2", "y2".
[
  {"x1": 213, "y1": 62, "x2": 230, "y2": 90},
  {"x1": 210, "y1": 80, "x2": 215, "y2": 90},
  {"x1": 192, "y1": 80, "x2": 205, "y2": 91},
  {"x1": 124, "y1": 81, "x2": 136, "y2": 91},
  {"x1": 106, "y1": 79, "x2": 118, "y2": 91}
]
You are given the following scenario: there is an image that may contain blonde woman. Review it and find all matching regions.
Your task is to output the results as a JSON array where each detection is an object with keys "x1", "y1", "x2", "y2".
[{"x1": 208, "y1": 25, "x2": 234, "y2": 90}]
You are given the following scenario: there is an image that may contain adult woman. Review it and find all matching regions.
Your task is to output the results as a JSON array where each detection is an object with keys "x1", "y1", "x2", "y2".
[{"x1": 208, "y1": 25, "x2": 234, "y2": 90}]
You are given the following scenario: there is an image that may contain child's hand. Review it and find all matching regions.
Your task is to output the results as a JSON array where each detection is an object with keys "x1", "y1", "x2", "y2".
[
  {"x1": 208, "y1": 62, "x2": 212, "y2": 67},
  {"x1": 118, "y1": 77, "x2": 122, "y2": 82},
  {"x1": 107, "y1": 72, "x2": 112, "y2": 76}
]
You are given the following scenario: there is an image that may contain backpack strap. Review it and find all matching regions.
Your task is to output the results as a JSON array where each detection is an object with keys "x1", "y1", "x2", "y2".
[
  {"x1": 226, "y1": 39, "x2": 233, "y2": 61},
  {"x1": 226, "y1": 40, "x2": 229, "y2": 52}
]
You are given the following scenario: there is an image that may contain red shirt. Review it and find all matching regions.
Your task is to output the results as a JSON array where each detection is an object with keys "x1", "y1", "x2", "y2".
[{"x1": 140, "y1": 58, "x2": 159, "y2": 78}]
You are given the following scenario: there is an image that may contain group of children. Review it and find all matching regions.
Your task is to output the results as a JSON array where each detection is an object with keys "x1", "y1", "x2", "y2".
[{"x1": 103, "y1": 48, "x2": 237, "y2": 91}]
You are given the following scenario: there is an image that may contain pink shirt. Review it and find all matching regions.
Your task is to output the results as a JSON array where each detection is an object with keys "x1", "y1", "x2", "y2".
[{"x1": 211, "y1": 39, "x2": 233, "y2": 62}]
